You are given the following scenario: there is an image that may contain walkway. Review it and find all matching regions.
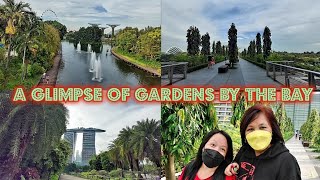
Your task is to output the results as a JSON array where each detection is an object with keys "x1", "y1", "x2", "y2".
[
  {"x1": 286, "y1": 137, "x2": 320, "y2": 180},
  {"x1": 59, "y1": 174, "x2": 88, "y2": 180},
  {"x1": 38, "y1": 49, "x2": 62, "y2": 86},
  {"x1": 174, "y1": 58, "x2": 281, "y2": 87}
]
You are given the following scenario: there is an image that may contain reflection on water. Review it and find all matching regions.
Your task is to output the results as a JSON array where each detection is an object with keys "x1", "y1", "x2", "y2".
[{"x1": 57, "y1": 41, "x2": 160, "y2": 86}]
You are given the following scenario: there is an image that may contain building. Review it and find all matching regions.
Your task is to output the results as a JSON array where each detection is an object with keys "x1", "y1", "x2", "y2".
[
  {"x1": 215, "y1": 103, "x2": 233, "y2": 123},
  {"x1": 285, "y1": 92, "x2": 320, "y2": 131},
  {"x1": 63, "y1": 127, "x2": 105, "y2": 165}
]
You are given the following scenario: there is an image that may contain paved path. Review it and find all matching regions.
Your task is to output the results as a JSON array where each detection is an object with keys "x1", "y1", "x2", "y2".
[
  {"x1": 38, "y1": 48, "x2": 62, "y2": 86},
  {"x1": 174, "y1": 58, "x2": 281, "y2": 87},
  {"x1": 286, "y1": 137, "x2": 320, "y2": 180},
  {"x1": 59, "y1": 174, "x2": 88, "y2": 180}
]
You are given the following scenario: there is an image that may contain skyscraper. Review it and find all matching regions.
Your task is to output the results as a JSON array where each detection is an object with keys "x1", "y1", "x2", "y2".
[{"x1": 63, "y1": 127, "x2": 105, "y2": 165}]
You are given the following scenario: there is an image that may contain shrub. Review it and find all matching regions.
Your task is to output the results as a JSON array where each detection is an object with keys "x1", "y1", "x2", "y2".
[
  {"x1": 29, "y1": 63, "x2": 45, "y2": 77},
  {"x1": 109, "y1": 168, "x2": 122, "y2": 177}
]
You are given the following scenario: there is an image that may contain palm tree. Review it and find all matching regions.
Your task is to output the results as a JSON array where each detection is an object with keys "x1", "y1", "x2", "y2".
[
  {"x1": 0, "y1": 93, "x2": 68, "y2": 179},
  {"x1": 117, "y1": 126, "x2": 136, "y2": 175},
  {"x1": 14, "y1": 13, "x2": 42, "y2": 80},
  {"x1": 107, "y1": 140, "x2": 126, "y2": 178},
  {"x1": 0, "y1": 0, "x2": 33, "y2": 68},
  {"x1": 131, "y1": 118, "x2": 160, "y2": 177}
]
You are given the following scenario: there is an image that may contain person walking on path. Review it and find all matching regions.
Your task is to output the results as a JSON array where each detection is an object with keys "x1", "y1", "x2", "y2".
[
  {"x1": 46, "y1": 74, "x2": 49, "y2": 84},
  {"x1": 42, "y1": 73, "x2": 46, "y2": 83}
]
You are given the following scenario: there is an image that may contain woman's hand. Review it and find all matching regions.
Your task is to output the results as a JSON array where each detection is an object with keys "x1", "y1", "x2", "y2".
[{"x1": 225, "y1": 162, "x2": 239, "y2": 176}]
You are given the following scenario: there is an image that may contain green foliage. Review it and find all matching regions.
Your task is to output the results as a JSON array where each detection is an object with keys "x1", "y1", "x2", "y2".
[
  {"x1": 109, "y1": 168, "x2": 123, "y2": 177},
  {"x1": 256, "y1": 33, "x2": 262, "y2": 54},
  {"x1": 161, "y1": 103, "x2": 219, "y2": 178},
  {"x1": 201, "y1": 33, "x2": 210, "y2": 55},
  {"x1": 311, "y1": 109, "x2": 320, "y2": 147},
  {"x1": 116, "y1": 28, "x2": 138, "y2": 52},
  {"x1": 300, "y1": 109, "x2": 319, "y2": 142},
  {"x1": 263, "y1": 26, "x2": 272, "y2": 59},
  {"x1": 0, "y1": 69, "x2": 4, "y2": 86},
  {"x1": 114, "y1": 26, "x2": 160, "y2": 71},
  {"x1": 113, "y1": 48, "x2": 161, "y2": 73},
  {"x1": 116, "y1": 26, "x2": 160, "y2": 61},
  {"x1": 212, "y1": 41, "x2": 215, "y2": 54},
  {"x1": 228, "y1": 23, "x2": 238, "y2": 66},
  {"x1": 29, "y1": 62, "x2": 44, "y2": 77},
  {"x1": 45, "y1": 20, "x2": 67, "y2": 40},
  {"x1": 274, "y1": 103, "x2": 294, "y2": 137},
  {"x1": 219, "y1": 123, "x2": 241, "y2": 154},
  {"x1": 231, "y1": 92, "x2": 248, "y2": 128},
  {"x1": 186, "y1": 26, "x2": 201, "y2": 55},
  {"x1": 216, "y1": 41, "x2": 222, "y2": 55},
  {"x1": 136, "y1": 27, "x2": 161, "y2": 60},
  {"x1": 0, "y1": 93, "x2": 68, "y2": 179}
]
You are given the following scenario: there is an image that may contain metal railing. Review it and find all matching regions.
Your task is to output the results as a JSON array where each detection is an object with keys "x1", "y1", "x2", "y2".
[
  {"x1": 161, "y1": 62, "x2": 188, "y2": 85},
  {"x1": 266, "y1": 61, "x2": 320, "y2": 90}
]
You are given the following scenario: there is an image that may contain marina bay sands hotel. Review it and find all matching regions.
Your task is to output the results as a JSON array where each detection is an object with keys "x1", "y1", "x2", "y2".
[{"x1": 63, "y1": 127, "x2": 105, "y2": 165}]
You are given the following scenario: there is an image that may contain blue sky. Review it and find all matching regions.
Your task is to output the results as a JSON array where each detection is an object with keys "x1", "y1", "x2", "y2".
[
  {"x1": 162, "y1": 0, "x2": 320, "y2": 53},
  {"x1": 66, "y1": 102, "x2": 160, "y2": 153},
  {"x1": 24, "y1": 0, "x2": 160, "y2": 33}
]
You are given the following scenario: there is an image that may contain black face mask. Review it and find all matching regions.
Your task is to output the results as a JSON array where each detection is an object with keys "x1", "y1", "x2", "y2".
[{"x1": 202, "y1": 149, "x2": 225, "y2": 168}]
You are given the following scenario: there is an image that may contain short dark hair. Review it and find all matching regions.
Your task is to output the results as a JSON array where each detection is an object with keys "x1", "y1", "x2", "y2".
[
  {"x1": 240, "y1": 104, "x2": 284, "y2": 146},
  {"x1": 181, "y1": 129, "x2": 233, "y2": 180}
]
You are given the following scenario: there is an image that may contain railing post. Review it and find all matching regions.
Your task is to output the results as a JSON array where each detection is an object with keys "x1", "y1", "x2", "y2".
[
  {"x1": 266, "y1": 62, "x2": 269, "y2": 77},
  {"x1": 273, "y1": 64, "x2": 276, "y2": 81},
  {"x1": 169, "y1": 65, "x2": 173, "y2": 85},
  {"x1": 308, "y1": 72, "x2": 316, "y2": 88},
  {"x1": 183, "y1": 63, "x2": 187, "y2": 79},
  {"x1": 285, "y1": 66, "x2": 289, "y2": 86}
]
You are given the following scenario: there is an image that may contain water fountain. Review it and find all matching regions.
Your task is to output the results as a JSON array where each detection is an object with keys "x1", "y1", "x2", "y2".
[
  {"x1": 87, "y1": 44, "x2": 91, "y2": 53},
  {"x1": 76, "y1": 42, "x2": 81, "y2": 52},
  {"x1": 89, "y1": 51, "x2": 96, "y2": 72},
  {"x1": 92, "y1": 56, "x2": 103, "y2": 82}
]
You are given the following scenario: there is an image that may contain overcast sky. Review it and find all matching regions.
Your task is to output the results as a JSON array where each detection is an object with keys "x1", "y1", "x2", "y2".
[
  {"x1": 162, "y1": 0, "x2": 320, "y2": 53},
  {"x1": 22, "y1": 0, "x2": 160, "y2": 32},
  {"x1": 65, "y1": 102, "x2": 160, "y2": 154}
]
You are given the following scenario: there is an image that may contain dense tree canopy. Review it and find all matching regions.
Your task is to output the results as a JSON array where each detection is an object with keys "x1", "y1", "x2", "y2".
[
  {"x1": 186, "y1": 26, "x2": 201, "y2": 56},
  {"x1": 263, "y1": 26, "x2": 272, "y2": 59},
  {"x1": 228, "y1": 23, "x2": 238, "y2": 67},
  {"x1": 200, "y1": 32, "x2": 210, "y2": 55}
]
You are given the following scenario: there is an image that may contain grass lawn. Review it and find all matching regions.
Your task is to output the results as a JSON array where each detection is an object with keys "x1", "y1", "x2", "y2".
[{"x1": 113, "y1": 48, "x2": 161, "y2": 74}]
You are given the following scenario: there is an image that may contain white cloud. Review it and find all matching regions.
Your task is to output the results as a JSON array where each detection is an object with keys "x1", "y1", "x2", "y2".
[
  {"x1": 162, "y1": 0, "x2": 320, "y2": 52},
  {"x1": 65, "y1": 102, "x2": 160, "y2": 153},
  {"x1": 24, "y1": 0, "x2": 160, "y2": 31}
]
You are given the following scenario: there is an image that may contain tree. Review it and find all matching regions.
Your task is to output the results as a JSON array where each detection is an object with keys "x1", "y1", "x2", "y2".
[
  {"x1": 275, "y1": 103, "x2": 293, "y2": 136},
  {"x1": 212, "y1": 41, "x2": 215, "y2": 54},
  {"x1": 44, "y1": 20, "x2": 67, "y2": 40},
  {"x1": 231, "y1": 92, "x2": 248, "y2": 128},
  {"x1": 300, "y1": 109, "x2": 319, "y2": 142},
  {"x1": 0, "y1": 93, "x2": 68, "y2": 179},
  {"x1": 263, "y1": 26, "x2": 272, "y2": 59},
  {"x1": 161, "y1": 103, "x2": 218, "y2": 179},
  {"x1": 38, "y1": 140, "x2": 71, "y2": 178},
  {"x1": 228, "y1": 23, "x2": 238, "y2": 68},
  {"x1": 216, "y1": 41, "x2": 222, "y2": 55},
  {"x1": 311, "y1": 109, "x2": 320, "y2": 147},
  {"x1": 136, "y1": 27, "x2": 161, "y2": 60},
  {"x1": 256, "y1": 33, "x2": 262, "y2": 54},
  {"x1": 15, "y1": 13, "x2": 42, "y2": 80},
  {"x1": 0, "y1": 0, "x2": 33, "y2": 68},
  {"x1": 200, "y1": 33, "x2": 210, "y2": 55},
  {"x1": 222, "y1": 45, "x2": 226, "y2": 56},
  {"x1": 186, "y1": 26, "x2": 201, "y2": 55}
]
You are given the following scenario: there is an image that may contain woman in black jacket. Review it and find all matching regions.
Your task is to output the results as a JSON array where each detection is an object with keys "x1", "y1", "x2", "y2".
[{"x1": 224, "y1": 104, "x2": 301, "y2": 180}]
